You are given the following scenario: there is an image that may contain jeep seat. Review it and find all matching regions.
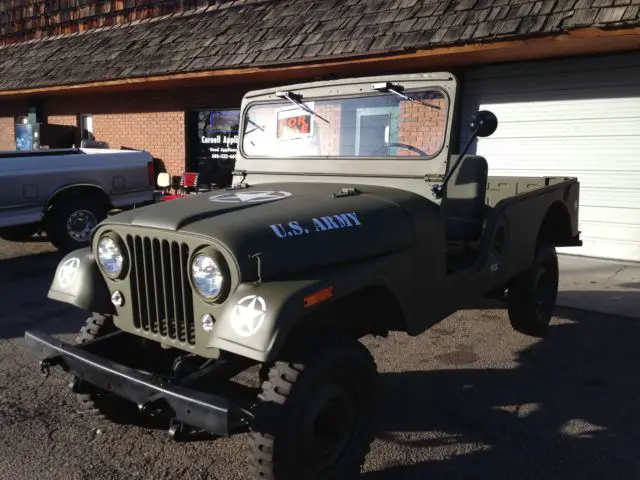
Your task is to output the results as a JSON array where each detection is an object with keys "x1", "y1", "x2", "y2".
[{"x1": 441, "y1": 155, "x2": 488, "y2": 242}]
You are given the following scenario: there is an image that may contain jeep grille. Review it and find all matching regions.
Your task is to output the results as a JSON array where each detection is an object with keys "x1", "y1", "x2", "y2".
[{"x1": 125, "y1": 235, "x2": 196, "y2": 346}]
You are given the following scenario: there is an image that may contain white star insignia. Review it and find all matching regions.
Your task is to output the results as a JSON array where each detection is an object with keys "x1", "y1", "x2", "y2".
[
  {"x1": 230, "y1": 295, "x2": 267, "y2": 338},
  {"x1": 57, "y1": 257, "x2": 80, "y2": 289},
  {"x1": 209, "y1": 190, "x2": 292, "y2": 204}
]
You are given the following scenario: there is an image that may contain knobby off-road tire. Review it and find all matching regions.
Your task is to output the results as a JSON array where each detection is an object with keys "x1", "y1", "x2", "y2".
[
  {"x1": 45, "y1": 195, "x2": 109, "y2": 253},
  {"x1": 250, "y1": 336, "x2": 378, "y2": 480},
  {"x1": 73, "y1": 313, "x2": 143, "y2": 424},
  {"x1": 507, "y1": 244, "x2": 559, "y2": 337}
]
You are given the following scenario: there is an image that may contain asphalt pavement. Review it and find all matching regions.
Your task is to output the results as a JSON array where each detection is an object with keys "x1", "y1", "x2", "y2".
[{"x1": 1, "y1": 238, "x2": 640, "y2": 479}]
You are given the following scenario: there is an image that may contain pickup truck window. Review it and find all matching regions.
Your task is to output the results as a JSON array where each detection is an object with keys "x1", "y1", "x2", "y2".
[{"x1": 241, "y1": 88, "x2": 448, "y2": 159}]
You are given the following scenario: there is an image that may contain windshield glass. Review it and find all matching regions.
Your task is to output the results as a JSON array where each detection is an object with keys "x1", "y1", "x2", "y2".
[{"x1": 241, "y1": 88, "x2": 448, "y2": 158}]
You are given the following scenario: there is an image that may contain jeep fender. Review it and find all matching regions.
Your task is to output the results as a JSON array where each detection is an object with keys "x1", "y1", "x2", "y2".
[
  {"x1": 47, "y1": 247, "x2": 116, "y2": 315},
  {"x1": 206, "y1": 261, "x2": 408, "y2": 364}
]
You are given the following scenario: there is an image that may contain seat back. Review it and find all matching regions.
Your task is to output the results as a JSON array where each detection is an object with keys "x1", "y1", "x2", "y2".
[
  {"x1": 441, "y1": 155, "x2": 489, "y2": 242},
  {"x1": 181, "y1": 171, "x2": 200, "y2": 189}
]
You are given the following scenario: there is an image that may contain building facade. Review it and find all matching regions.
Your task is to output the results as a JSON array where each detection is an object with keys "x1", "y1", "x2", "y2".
[{"x1": 2, "y1": 0, "x2": 640, "y2": 261}]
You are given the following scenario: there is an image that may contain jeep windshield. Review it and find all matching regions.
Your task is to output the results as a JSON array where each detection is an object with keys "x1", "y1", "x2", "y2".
[{"x1": 241, "y1": 88, "x2": 449, "y2": 159}]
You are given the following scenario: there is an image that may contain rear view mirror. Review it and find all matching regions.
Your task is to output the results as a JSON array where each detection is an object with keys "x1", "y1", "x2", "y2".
[{"x1": 470, "y1": 110, "x2": 498, "y2": 138}]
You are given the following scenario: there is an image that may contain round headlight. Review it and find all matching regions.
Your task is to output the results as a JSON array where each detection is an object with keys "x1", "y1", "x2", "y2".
[
  {"x1": 191, "y1": 254, "x2": 224, "y2": 299},
  {"x1": 98, "y1": 236, "x2": 124, "y2": 277}
]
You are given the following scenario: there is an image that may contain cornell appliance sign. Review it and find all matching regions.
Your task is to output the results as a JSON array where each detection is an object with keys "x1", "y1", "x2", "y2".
[{"x1": 189, "y1": 109, "x2": 240, "y2": 187}]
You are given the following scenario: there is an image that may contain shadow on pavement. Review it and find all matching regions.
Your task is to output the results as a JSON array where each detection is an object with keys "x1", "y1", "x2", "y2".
[
  {"x1": 0, "y1": 249, "x2": 86, "y2": 340},
  {"x1": 363, "y1": 306, "x2": 640, "y2": 479},
  {"x1": 557, "y1": 289, "x2": 640, "y2": 320},
  {"x1": 0, "y1": 249, "x2": 62, "y2": 281}
]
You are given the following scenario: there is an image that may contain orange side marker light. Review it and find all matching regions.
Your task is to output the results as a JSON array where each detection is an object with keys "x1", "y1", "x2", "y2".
[{"x1": 304, "y1": 287, "x2": 334, "y2": 308}]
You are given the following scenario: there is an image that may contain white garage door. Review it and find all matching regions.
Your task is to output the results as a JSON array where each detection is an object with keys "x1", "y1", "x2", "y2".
[{"x1": 460, "y1": 52, "x2": 640, "y2": 262}]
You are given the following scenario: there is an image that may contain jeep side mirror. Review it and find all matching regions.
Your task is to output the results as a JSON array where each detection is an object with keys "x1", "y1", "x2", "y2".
[
  {"x1": 431, "y1": 110, "x2": 498, "y2": 200},
  {"x1": 470, "y1": 110, "x2": 498, "y2": 138}
]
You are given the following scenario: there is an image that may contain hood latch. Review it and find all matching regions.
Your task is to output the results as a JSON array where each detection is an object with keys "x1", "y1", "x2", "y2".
[{"x1": 332, "y1": 187, "x2": 361, "y2": 198}]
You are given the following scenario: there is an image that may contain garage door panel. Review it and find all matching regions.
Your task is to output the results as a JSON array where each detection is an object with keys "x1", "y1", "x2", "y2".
[
  {"x1": 579, "y1": 190, "x2": 640, "y2": 210},
  {"x1": 558, "y1": 240, "x2": 640, "y2": 261},
  {"x1": 463, "y1": 52, "x2": 640, "y2": 261},
  {"x1": 578, "y1": 206, "x2": 640, "y2": 224},
  {"x1": 579, "y1": 221, "x2": 640, "y2": 243},
  {"x1": 464, "y1": 66, "x2": 640, "y2": 96},
  {"x1": 465, "y1": 52, "x2": 640, "y2": 83},
  {"x1": 479, "y1": 118, "x2": 640, "y2": 139},
  {"x1": 463, "y1": 87, "x2": 640, "y2": 116},
  {"x1": 477, "y1": 138, "x2": 640, "y2": 172}
]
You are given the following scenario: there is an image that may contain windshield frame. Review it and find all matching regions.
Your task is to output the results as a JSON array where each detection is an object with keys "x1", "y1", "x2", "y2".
[
  {"x1": 234, "y1": 72, "x2": 458, "y2": 179},
  {"x1": 239, "y1": 86, "x2": 451, "y2": 162}
]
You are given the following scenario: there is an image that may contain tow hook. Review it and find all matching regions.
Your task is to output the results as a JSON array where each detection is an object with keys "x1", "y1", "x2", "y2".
[
  {"x1": 168, "y1": 418, "x2": 187, "y2": 442},
  {"x1": 39, "y1": 358, "x2": 61, "y2": 378},
  {"x1": 40, "y1": 359, "x2": 52, "y2": 378}
]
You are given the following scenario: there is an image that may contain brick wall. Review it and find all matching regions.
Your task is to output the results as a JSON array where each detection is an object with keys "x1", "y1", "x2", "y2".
[
  {"x1": 0, "y1": 99, "x2": 27, "y2": 150},
  {"x1": 95, "y1": 111, "x2": 185, "y2": 174},
  {"x1": 42, "y1": 85, "x2": 248, "y2": 176},
  {"x1": 314, "y1": 103, "x2": 342, "y2": 156},
  {"x1": 397, "y1": 95, "x2": 448, "y2": 156}
]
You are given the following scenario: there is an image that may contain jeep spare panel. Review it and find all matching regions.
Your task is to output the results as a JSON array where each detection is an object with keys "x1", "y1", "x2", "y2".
[{"x1": 235, "y1": 72, "x2": 457, "y2": 189}]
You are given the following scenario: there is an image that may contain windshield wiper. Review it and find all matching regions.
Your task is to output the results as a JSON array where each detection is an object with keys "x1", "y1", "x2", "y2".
[
  {"x1": 275, "y1": 91, "x2": 330, "y2": 123},
  {"x1": 371, "y1": 82, "x2": 441, "y2": 110},
  {"x1": 245, "y1": 119, "x2": 265, "y2": 135}
]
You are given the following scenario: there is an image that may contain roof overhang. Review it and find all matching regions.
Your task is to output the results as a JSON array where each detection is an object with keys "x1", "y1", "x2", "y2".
[{"x1": 3, "y1": 26, "x2": 640, "y2": 99}]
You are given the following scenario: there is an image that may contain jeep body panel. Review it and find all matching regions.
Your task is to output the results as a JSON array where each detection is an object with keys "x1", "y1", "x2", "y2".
[{"x1": 0, "y1": 148, "x2": 156, "y2": 230}]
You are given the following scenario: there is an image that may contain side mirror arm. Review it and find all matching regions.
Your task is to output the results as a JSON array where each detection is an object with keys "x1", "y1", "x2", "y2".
[
  {"x1": 431, "y1": 125, "x2": 480, "y2": 200},
  {"x1": 430, "y1": 110, "x2": 497, "y2": 200}
]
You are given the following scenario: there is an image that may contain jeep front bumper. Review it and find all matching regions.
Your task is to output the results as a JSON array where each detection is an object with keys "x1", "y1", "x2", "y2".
[{"x1": 24, "y1": 330, "x2": 253, "y2": 436}]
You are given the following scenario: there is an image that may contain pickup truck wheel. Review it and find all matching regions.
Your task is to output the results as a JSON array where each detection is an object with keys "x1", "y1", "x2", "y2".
[
  {"x1": 507, "y1": 244, "x2": 559, "y2": 337},
  {"x1": 249, "y1": 337, "x2": 377, "y2": 480},
  {"x1": 46, "y1": 196, "x2": 108, "y2": 252},
  {"x1": 73, "y1": 313, "x2": 150, "y2": 426}
]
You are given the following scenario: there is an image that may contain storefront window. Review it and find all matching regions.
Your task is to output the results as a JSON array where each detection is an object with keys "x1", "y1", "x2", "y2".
[{"x1": 187, "y1": 109, "x2": 240, "y2": 188}]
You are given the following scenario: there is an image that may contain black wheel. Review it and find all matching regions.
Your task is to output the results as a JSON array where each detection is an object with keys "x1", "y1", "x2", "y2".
[
  {"x1": 45, "y1": 195, "x2": 109, "y2": 252},
  {"x1": 250, "y1": 336, "x2": 378, "y2": 480},
  {"x1": 73, "y1": 313, "x2": 147, "y2": 425},
  {"x1": 507, "y1": 244, "x2": 559, "y2": 337}
]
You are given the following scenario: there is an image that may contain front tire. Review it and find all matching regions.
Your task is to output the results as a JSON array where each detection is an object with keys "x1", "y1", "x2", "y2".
[
  {"x1": 250, "y1": 336, "x2": 378, "y2": 480},
  {"x1": 73, "y1": 313, "x2": 148, "y2": 425},
  {"x1": 507, "y1": 244, "x2": 559, "y2": 337}
]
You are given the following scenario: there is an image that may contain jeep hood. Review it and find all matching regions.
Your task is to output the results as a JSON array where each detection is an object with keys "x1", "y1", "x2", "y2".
[{"x1": 104, "y1": 182, "x2": 421, "y2": 280}]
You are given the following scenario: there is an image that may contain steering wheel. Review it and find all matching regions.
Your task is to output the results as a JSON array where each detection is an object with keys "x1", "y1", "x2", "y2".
[{"x1": 372, "y1": 142, "x2": 429, "y2": 156}]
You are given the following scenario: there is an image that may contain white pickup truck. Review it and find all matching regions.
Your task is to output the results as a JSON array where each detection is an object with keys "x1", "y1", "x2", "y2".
[{"x1": 0, "y1": 148, "x2": 159, "y2": 252}]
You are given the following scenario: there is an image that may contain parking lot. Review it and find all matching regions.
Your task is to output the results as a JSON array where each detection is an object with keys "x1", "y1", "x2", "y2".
[{"x1": 1, "y1": 237, "x2": 640, "y2": 480}]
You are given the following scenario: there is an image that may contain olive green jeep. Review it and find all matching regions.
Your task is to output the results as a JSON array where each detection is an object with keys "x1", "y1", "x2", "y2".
[{"x1": 25, "y1": 72, "x2": 581, "y2": 479}]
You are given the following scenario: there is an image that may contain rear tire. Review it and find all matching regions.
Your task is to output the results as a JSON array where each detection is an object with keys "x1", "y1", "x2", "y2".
[
  {"x1": 507, "y1": 244, "x2": 559, "y2": 337},
  {"x1": 249, "y1": 336, "x2": 378, "y2": 480},
  {"x1": 45, "y1": 195, "x2": 109, "y2": 252}
]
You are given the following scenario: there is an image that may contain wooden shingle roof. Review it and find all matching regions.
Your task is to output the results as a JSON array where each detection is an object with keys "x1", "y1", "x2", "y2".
[{"x1": 1, "y1": 0, "x2": 640, "y2": 92}]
